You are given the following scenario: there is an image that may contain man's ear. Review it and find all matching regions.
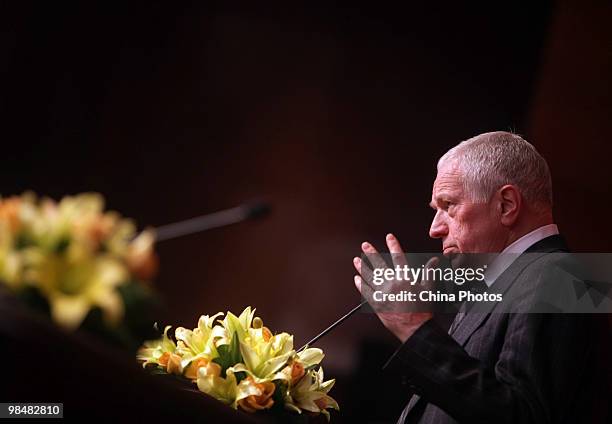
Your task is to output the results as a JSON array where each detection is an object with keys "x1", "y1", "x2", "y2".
[{"x1": 498, "y1": 185, "x2": 521, "y2": 226}]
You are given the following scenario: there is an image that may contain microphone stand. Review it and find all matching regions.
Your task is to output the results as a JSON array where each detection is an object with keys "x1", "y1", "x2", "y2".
[{"x1": 153, "y1": 202, "x2": 269, "y2": 242}]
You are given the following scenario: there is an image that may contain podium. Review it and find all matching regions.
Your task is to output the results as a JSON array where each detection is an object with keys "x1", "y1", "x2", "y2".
[{"x1": 0, "y1": 288, "x2": 267, "y2": 423}]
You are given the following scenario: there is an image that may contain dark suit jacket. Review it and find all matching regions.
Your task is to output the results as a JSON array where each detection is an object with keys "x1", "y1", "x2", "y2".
[{"x1": 384, "y1": 235, "x2": 611, "y2": 423}]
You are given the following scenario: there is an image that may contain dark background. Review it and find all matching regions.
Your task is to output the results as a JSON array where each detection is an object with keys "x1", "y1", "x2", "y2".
[{"x1": 1, "y1": 1, "x2": 611, "y2": 422}]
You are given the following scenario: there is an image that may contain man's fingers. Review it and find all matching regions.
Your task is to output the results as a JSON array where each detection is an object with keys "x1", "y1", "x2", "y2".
[
  {"x1": 421, "y1": 256, "x2": 440, "y2": 287},
  {"x1": 386, "y1": 233, "x2": 409, "y2": 268},
  {"x1": 361, "y1": 241, "x2": 387, "y2": 270},
  {"x1": 353, "y1": 257, "x2": 361, "y2": 274},
  {"x1": 354, "y1": 256, "x2": 374, "y2": 284},
  {"x1": 354, "y1": 274, "x2": 374, "y2": 301}
]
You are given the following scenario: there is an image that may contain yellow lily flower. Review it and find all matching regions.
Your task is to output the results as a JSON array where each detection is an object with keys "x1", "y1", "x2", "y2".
[
  {"x1": 0, "y1": 223, "x2": 21, "y2": 289},
  {"x1": 297, "y1": 347, "x2": 325, "y2": 368},
  {"x1": 198, "y1": 367, "x2": 277, "y2": 411},
  {"x1": 175, "y1": 312, "x2": 223, "y2": 371},
  {"x1": 136, "y1": 308, "x2": 339, "y2": 420},
  {"x1": 197, "y1": 366, "x2": 240, "y2": 407},
  {"x1": 219, "y1": 306, "x2": 256, "y2": 344},
  {"x1": 137, "y1": 326, "x2": 177, "y2": 368},
  {"x1": 0, "y1": 192, "x2": 161, "y2": 331},
  {"x1": 286, "y1": 367, "x2": 339, "y2": 421},
  {"x1": 177, "y1": 312, "x2": 223, "y2": 355},
  {"x1": 232, "y1": 329, "x2": 295, "y2": 383},
  {"x1": 21, "y1": 248, "x2": 127, "y2": 330}
]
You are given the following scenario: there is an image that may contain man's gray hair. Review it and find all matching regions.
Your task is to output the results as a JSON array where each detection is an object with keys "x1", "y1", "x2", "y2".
[{"x1": 438, "y1": 131, "x2": 553, "y2": 208}]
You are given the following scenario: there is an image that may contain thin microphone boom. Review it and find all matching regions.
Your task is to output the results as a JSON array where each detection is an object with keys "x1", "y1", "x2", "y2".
[
  {"x1": 154, "y1": 202, "x2": 270, "y2": 242},
  {"x1": 298, "y1": 300, "x2": 368, "y2": 352}
]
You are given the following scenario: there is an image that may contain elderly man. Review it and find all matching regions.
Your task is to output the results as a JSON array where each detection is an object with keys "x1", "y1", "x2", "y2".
[{"x1": 353, "y1": 132, "x2": 609, "y2": 423}]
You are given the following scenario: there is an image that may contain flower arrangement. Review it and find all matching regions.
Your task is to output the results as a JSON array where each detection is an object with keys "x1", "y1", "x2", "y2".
[
  {"x1": 138, "y1": 307, "x2": 339, "y2": 421},
  {"x1": 0, "y1": 192, "x2": 158, "y2": 346}
]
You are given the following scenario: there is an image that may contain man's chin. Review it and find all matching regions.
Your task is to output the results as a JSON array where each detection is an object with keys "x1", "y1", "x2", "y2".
[
  {"x1": 446, "y1": 251, "x2": 494, "y2": 269},
  {"x1": 444, "y1": 249, "x2": 479, "y2": 268}
]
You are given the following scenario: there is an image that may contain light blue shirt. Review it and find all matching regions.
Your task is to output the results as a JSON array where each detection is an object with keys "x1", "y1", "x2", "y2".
[{"x1": 484, "y1": 224, "x2": 559, "y2": 287}]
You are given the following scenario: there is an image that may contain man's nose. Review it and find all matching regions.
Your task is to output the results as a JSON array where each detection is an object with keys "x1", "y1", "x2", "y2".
[{"x1": 429, "y1": 210, "x2": 448, "y2": 239}]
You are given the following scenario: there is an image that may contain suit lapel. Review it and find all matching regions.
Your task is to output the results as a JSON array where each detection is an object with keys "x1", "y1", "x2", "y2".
[
  {"x1": 451, "y1": 252, "x2": 547, "y2": 345},
  {"x1": 398, "y1": 394, "x2": 422, "y2": 423},
  {"x1": 450, "y1": 235, "x2": 568, "y2": 345}
]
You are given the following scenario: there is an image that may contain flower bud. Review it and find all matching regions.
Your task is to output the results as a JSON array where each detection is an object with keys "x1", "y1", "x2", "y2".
[
  {"x1": 290, "y1": 361, "x2": 305, "y2": 385},
  {"x1": 315, "y1": 397, "x2": 329, "y2": 410},
  {"x1": 166, "y1": 353, "x2": 182, "y2": 375},
  {"x1": 262, "y1": 326, "x2": 272, "y2": 342},
  {"x1": 184, "y1": 358, "x2": 209, "y2": 380},
  {"x1": 158, "y1": 352, "x2": 170, "y2": 367},
  {"x1": 252, "y1": 317, "x2": 263, "y2": 329},
  {"x1": 199, "y1": 361, "x2": 222, "y2": 378},
  {"x1": 238, "y1": 379, "x2": 275, "y2": 413}
]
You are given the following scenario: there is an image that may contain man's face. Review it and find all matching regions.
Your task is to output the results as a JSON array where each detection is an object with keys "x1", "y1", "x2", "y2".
[{"x1": 429, "y1": 162, "x2": 506, "y2": 255}]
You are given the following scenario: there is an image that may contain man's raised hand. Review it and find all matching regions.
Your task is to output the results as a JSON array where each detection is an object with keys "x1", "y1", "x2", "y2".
[{"x1": 353, "y1": 233, "x2": 437, "y2": 343}]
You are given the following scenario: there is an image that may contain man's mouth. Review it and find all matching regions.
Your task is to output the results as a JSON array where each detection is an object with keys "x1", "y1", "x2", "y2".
[{"x1": 443, "y1": 246, "x2": 458, "y2": 256}]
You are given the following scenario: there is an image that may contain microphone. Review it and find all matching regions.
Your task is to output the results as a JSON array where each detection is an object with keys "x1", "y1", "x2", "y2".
[{"x1": 153, "y1": 202, "x2": 270, "y2": 242}]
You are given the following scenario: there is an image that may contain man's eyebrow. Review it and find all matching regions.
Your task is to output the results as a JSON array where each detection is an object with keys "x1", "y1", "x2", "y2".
[{"x1": 429, "y1": 192, "x2": 453, "y2": 209}]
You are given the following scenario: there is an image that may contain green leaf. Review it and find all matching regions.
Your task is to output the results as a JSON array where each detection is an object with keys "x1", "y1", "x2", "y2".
[
  {"x1": 14, "y1": 232, "x2": 35, "y2": 250},
  {"x1": 271, "y1": 380, "x2": 288, "y2": 411},
  {"x1": 53, "y1": 236, "x2": 71, "y2": 253},
  {"x1": 213, "y1": 332, "x2": 243, "y2": 377},
  {"x1": 234, "y1": 371, "x2": 247, "y2": 384}
]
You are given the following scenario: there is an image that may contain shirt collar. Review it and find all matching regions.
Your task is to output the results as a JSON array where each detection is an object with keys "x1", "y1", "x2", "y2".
[{"x1": 484, "y1": 224, "x2": 559, "y2": 287}]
